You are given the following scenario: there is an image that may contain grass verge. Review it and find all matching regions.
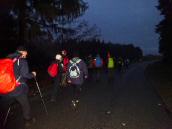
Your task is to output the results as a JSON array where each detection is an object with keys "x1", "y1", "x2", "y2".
[{"x1": 145, "y1": 61, "x2": 172, "y2": 112}]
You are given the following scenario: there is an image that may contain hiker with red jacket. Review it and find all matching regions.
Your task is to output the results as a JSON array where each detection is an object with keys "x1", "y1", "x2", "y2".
[
  {"x1": 67, "y1": 52, "x2": 88, "y2": 107},
  {"x1": 49, "y1": 54, "x2": 63, "y2": 102},
  {"x1": 61, "y1": 50, "x2": 69, "y2": 86},
  {"x1": 0, "y1": 46, "x2": 36, "y2": 127},
  {"x1": 61, "y1": 50, "x2": 69, "y2": 73}
]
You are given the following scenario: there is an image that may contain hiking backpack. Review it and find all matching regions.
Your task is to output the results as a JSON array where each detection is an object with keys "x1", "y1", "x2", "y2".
[
  {"x1": 69, "y1": 59, "x2": 81, "y2": 78},
  {"x1": 47, "y1": 63, "x2": 58, "y2": 77},
  {"x1": 95, "y1": 57, "x2": 103, "y2": 67},
  {"x1": 0, "y1": 58, "x2": 20, "y2": 94}
]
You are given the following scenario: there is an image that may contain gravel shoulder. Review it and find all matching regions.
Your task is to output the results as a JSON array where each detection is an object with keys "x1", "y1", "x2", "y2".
[{"x1": 145, "y1": 61, "x2": 172, "y2": 114}]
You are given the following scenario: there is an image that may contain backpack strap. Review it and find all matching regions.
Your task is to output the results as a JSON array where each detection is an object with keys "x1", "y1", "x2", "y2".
[
  {"x1": 76, "y1": 59, "x2": 81, "y2": 64},
  {"x1": 14, "y1": 58, "x2": 21, "y2": 83},
  {"x1": 70, "y1": 58, "x2": 81, "y2": 64},
  {"x1": 12, "y1": 57, "x2": 20, "y2": 66},
  {"x1": 17, "y1": 59, "x2": 20, "y2": 66},
  {"x1": 70, "y1": 61, "x2": 77, "y2": 69}
]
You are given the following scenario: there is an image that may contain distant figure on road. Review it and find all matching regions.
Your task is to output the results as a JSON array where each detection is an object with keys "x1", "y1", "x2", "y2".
[
  {"x1": 107, "y1": 53, "x2": 115, "y2": 82},
  {"x1": 117, "y1": 57, "x2": 124, "y2": 73},
  {"x1": 93, "y1": 54, "x2": 103, "y2": 82},
  {"x1": 124, "y1": 58, "x2": 130, "y2": 69},
  {"x1": 85, "y1": 54, "x2": 94, "y2": 81}
]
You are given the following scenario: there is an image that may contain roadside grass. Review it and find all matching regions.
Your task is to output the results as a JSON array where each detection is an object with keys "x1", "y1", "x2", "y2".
[{"x1": 146, "y1": 61, "x2": 172, "y2": 112}]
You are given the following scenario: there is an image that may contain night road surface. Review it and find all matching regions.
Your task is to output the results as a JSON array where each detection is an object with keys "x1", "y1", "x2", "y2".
[{"x1": 5, "y1": 62, "x2": 172, "y2": 129}]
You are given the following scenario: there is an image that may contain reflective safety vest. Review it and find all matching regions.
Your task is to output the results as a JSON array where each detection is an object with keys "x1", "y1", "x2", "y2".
[{"x1": 108, "y1": 57, "x2": 114, "y2": 68}]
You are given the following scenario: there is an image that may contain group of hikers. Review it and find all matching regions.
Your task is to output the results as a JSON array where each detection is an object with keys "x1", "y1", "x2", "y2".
[
  {"x1": 48, "y1": 49, "x2": 88, "y2": 107},
  {"x1": 0, "y1": 46, "x2": 130, "y2": 128},
  {"x1": 84, "y1": 53, "x2": 130, "y2": 82}
]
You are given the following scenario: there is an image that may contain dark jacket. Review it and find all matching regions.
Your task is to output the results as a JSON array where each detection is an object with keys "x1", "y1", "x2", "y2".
[
  {"x1": 67, "y1": 57, "x2": 88, "y2": 85},
  {"x1": 7, "y1": 53, "x2": 34, "y2": 96}
]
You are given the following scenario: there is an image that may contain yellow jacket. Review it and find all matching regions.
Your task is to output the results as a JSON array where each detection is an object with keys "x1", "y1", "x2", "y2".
[{"x1": 108, "y1": 57, "x2": 114, "y2": 68}]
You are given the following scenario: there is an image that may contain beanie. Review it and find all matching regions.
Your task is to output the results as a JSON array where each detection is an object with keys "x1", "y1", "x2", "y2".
[{"x1": 55, "y1": 54, "x2": 62, "y2": 61}]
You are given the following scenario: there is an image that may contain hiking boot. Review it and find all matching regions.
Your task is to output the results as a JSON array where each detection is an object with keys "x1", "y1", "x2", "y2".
[
  {"x1": 75, "y1": 99, "x2": 79, "y2": 104},
  {"x1": 24, "y1": 117, "x2": 36, "y2": 128},
  {"x1": 71, "y1": 100, "x2": 76, "y2": 107}
]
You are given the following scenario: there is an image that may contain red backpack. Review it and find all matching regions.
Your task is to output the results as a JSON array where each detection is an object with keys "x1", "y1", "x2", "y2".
[
  {"x1": 0, "y1": 58, "x2": 20, "y2": 94},
  {"x1": 47, "y1": 63, "x2": 58, "y2": 77}
]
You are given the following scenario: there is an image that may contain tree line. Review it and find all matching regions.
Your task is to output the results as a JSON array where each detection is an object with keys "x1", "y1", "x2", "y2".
[
  {"x1": 0, "y1": 0, "x2": 143, "y2": 69},
  {"x1": 156, "y1": 0, "x2": 172, "y2": 63},
  {"x1": 0, "y1": 0, "x2": 88, "y2": 55},
  {"x1": 26, "y1": 39, "x2": 143, "y2": 68}
]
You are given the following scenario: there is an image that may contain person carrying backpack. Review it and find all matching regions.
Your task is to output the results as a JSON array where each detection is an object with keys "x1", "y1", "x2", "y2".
[
  {"x1": 48, "y1": 54, "x2": 63, "y2": 102},
  {"x1": 85, "y1": 54, "x2": 94, "y2": 81},
  {"x1": 107, "y1": 53, "x2": 115, "y2": 82},
  {"x1": 94, "y1": 54, "x2": 103, "y2": 82},
  {"x1": 61, "y1": 50, "x2": 69, "y2": 73},
  {"x1": 117, "y1": 57, "x2": 124, "y2": 73},
  {"x1": 67, "y1": 52, "x2": 88, "y2": 108},
  {"x1": 0, "y1": 46, "x2": 36, "y2": 127},
  {"x1": 61, "y1": 50, "x2": 69, "y2": 87}
]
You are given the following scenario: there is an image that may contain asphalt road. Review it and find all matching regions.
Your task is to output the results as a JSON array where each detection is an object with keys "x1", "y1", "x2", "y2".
[{"x1": 4, "y1": 62, "x2": 172, "y2": 129}]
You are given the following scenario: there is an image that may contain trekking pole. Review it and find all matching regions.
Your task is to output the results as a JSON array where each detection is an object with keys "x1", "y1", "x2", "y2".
[
  {"x1": 34, "y1": 77, "x2": 48, "y2": 115},
  {"x1": 3, "y1": 106, "x2": 11, "y2": 127}
]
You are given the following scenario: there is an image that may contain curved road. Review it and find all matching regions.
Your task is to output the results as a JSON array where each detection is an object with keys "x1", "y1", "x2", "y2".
[{"x1": 6, "y1": 62, "x2": 172, "y2": 129}]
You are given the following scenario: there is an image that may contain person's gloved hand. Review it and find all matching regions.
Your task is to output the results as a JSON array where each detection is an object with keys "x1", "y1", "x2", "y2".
[{"x1": 67, "y1": 80, "x2": 72, "y2": 83}]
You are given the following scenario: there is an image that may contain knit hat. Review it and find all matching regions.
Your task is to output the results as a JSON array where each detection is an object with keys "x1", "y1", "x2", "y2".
[
  {"x1": 61, "y1": 50, "x2": 67, "y2": 55},
  {"x1": 55, "y1": 54, "x2": 62, "y2": 61}
]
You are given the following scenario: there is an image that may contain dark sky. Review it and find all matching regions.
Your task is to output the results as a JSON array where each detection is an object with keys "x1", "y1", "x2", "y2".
[{"x1": 80, "y1": 0, "x2": 162, "y2": 55}]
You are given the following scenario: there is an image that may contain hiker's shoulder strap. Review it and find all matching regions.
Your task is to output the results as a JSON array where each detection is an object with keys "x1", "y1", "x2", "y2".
[
  {"x1": 12, "y1": 57, "x2": 20, "y2": 66},
  {"x1": 69, "y1": 60, "x2": 74, "y2": 64},
  {"x1": 76, "y1": 59, "x2": 81, "y2": 64},
  {"x1": 70, "y1": 58, "x2": 81, "y2": 64}
]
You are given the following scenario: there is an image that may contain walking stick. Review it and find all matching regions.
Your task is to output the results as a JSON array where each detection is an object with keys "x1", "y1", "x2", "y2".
[
  {"x1": 34, "y1": 77, "x2": 48, "y2": 115},
  {"x1": 3, "y1": 106, "x2": 11, "y2": 127}
]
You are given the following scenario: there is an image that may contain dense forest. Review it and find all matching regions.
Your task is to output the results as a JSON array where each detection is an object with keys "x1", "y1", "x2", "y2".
[
  {"x1": 27, "y1": 39, "x2": 143, "y2": 67},
  {"x1": 156, "y1": 0, "x2": 172, "y2": 63},
  {"x1": 0, "y1": 0, "x2": 143, "y2": 68}
]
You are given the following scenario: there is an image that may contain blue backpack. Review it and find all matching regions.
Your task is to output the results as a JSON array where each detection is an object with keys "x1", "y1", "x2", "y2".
[{"x1": 95, "y1": 56, "x2": 102, "y2": 67}]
